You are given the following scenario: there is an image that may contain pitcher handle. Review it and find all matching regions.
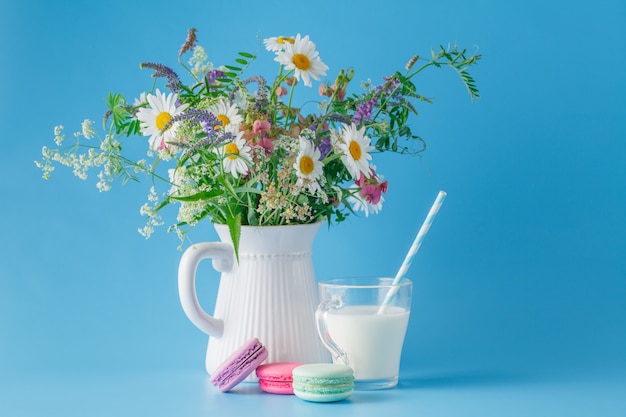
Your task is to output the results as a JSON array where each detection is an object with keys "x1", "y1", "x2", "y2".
[
  {"x1": 315, "y1": 295, "x2": 349, "y2": 366},
  {"x1": 178, "y1": 242, "x2": 234, "y2": 338}
]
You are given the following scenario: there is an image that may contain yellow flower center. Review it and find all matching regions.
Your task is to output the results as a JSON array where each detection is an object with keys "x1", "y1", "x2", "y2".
[
  {"x1": 225, "y1": 142, "x2": 239, "y2": 160},
  {"x1": 215, "y1": 114, "x2": 231, "y2": 130},
  {"x1": 299, "y1": 155, "x2": 315, "y2": 175},
  {"x1": 156, "y1": 112, "x2": 172, "y2": 131},
  {"x1": 349, "y1": 140, "x2": 362, "y2": 161},
  {"x1": 278, "y1": 36, "x2": 295, "y2": 45},
  {"x1": 292, "y1": 53, "x2": 311, "y2": 71}
]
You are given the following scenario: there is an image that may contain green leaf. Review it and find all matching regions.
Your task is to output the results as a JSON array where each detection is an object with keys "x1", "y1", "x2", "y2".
[
  {"x1": 246, "y1": 193, "x2": 259, "y2": 226},
  {"x1": 234, "y1": 186, "x2": 263, "y2": 195},
  {"x1": 170, "y1": 189, "x2": 223, "y2": 202},
  {"x1": 219, "y1": 176, "x2": 239, "y2": 199},
  {"x1": 226, "y1": 213, "x2": 242, "y2": 264}
]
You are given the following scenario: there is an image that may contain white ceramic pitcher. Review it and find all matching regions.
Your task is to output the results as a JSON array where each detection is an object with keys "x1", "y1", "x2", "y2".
[{"x1": 178, "y1": 222, "x2": 329, "y2": 378}]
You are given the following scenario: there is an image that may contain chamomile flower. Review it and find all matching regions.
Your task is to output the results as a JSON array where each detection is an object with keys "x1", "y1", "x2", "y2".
[
  {"x1": 337, "y1": 123, "x2": 374, "y2": 180},
  {"x1": 273, "y1": 34, "x2": 328, "y2": 87},
  {"x1": 347, "y1": 189, "x2": 384, "y2": 217},
  {"x1": 294, "y1": 137, "x2": 323, "y2": 193},
  {"x1": 218, "y1": 132, "x2": 252, "y2": 177},
  {"x1": 263, "y1": 36, "x2": 296, "y2": 52},
  {"x1": 206, "y1": 99, "x2": 244, "y2": 133},
  {"x1": 136, "y1": 89, "x2": 188, "y2": 151},
  {"x1": 133, "y1": 92, "x2": 147, "y2": 107},
  {"x1": 168, "y1": 166, "x2": 187, "y2": 196}
]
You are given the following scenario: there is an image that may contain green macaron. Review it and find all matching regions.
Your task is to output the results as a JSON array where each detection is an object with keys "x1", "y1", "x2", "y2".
[{"x1": 292, "y1": 363, "x2": 354, "y2": 402}]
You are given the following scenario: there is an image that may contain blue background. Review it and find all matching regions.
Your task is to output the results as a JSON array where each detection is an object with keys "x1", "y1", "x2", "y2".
[{"x1": 1, "y1": 0, "x2": 625, "y2": 415}]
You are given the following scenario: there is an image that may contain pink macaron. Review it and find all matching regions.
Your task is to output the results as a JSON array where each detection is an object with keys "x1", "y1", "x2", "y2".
[
  {"x1": 255, "y1": 362, "x2": 304, "y2": 395},
  {"x1": 210, "y1": 338, "x2": 268, "y2": 392}
]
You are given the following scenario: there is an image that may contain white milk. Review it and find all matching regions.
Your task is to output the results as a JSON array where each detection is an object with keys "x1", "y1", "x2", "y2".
[{"x1": 325, "y1": 305, "x2": 410, "y2": 381}]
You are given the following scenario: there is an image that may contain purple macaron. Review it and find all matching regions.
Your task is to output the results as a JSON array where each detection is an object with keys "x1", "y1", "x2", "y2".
[{"x1": 210, "y1": 338, "x2": 268, "y2": 392}]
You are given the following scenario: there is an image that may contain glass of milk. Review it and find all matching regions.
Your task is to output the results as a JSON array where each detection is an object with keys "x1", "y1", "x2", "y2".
[{"x1": 316, "y1": 277, "x2": 412, "y2": 390}]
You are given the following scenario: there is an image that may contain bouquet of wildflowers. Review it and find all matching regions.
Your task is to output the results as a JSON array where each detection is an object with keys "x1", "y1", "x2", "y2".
[{"x1": 36, "y1": 29, "x2": 480, "y2": 256}]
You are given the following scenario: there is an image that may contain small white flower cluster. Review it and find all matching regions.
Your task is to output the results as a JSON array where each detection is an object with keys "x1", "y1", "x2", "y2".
[
  {"x1": 36, "y1": 122, "x2": 151, "y2": 195},
  {"x1": 77, "y1": 119, "x2": 96, "y2": 139},
  {"x1": 188, "y1": 46, "x2": 212, "y2": 79},
  {"x1": 138, "y1": 186, "x2": 164, "y2": 239},
  {"x1": 169, "y1": 166, "x2": 213, "y2": 226},
  {"x1": 36, "y1": 124, "x2": 109, "y2": 181},
  {"x1": 34, "y1": 146, "x2": 56, "y2": 179},
  {"x1": 54, "y1": 125, "x2": 65, "y2": 145}
]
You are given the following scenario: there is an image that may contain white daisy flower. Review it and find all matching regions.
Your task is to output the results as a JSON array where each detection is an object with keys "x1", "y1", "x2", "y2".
[
  {"x1": 294, "y1": 137, "x2": 323, "y2": 193},
  {"x1": 136, "y1": 89, "x2": 188, "y2": 151},
  {"x1": 274, "y1": 34, "x2": 328, "y2": 87},
  {"x1": 347, "y1": 188, "x2": 384, "y2": 217},
  {"x1": 217, "y1": 132, "x2": 252, "y2": 177},
  {"x1": 168, "y1": 166, "x2": 187, "y2": 196},
  {"x1": 133, "y1": 92, "x2": 147, "y2": 107},
  {"x1": 337, "y1": 123, "x2": 375, "y2": 179},
  {"x1": 263, "y1": 36, "x2": 296, "y2": 52},
  {"x1": 206, "y1": 99, "x2": 244, "y2": 133}
]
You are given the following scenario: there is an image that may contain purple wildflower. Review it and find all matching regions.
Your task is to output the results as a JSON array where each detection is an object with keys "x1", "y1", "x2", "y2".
[
  {"x1": 318, "y1": 137, "x2": 331, "y2": 159},
  {"x1": 374, "y1": 75, "x2": 401, "y2": 98},
  {"x1": 140, "y1": 62, "x2": 183, "y2": 93},
  {"x1": 200, "y1": 130, "x2": 236, "y2": 149},
  {"x1": 302, "y1": 116, "x2": 332, "y2": 159},
  {"x1": 206, "y1": 69, "x2": 224, "y2": 86},
  {"x1": 353, "y1": 97, "x2": 378, "y2": 125},
  {"x1": 179, "y1": 28, "x2": 197, "y2": 57},
  {"x1": 166, "y1": 109, "x2": 222, "y2": 146},
  {"x1": 326, "y1": 114, "x2": 352, "y2": 125},
  {"x1": 243, "y1": 75, "x2": 266, "y2": 89},
  {"x1": 242, "y1": 76, "x2": 268, "y2": 111}
]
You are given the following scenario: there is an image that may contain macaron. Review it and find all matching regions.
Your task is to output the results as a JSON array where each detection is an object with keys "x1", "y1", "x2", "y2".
[
  {"x1": 255, "y1": 362, "x2": 304, "y2": 395},
  {"x1": 292, "y1": 363, "x2": 354, "y2": 402},
  {"x1": 209, "y1": 337, "x2": 268, "y2": 392}
]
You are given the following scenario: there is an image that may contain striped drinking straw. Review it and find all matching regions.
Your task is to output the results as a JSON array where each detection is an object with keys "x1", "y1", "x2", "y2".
[{"x1": 377, "y1": 190, "x2": 447, "y2": 314}]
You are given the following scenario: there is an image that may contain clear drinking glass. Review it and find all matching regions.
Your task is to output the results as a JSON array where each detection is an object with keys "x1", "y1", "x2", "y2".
[{"x1": 316, "y1": 277, "x2": 412, "y2": 390}]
